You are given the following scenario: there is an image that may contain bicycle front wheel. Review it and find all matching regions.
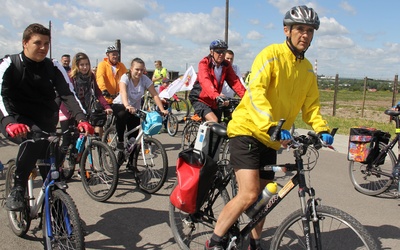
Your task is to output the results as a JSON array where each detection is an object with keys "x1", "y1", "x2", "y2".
[
  {"x1": 102, "y1": 126, "x2": 119, "y2": 171},
  {"x1": 42, "y1": 189, "x2": 85, "y2": 250},
  {"x1": 220, "y1": 140, "x2": 238, "y2": 198},
  {"x1": 132, "y1": 137, "x2": 168, "y2": 194},
  {"x1": 5, "y1": 159, "x2": 31, "y2": 237},
  {"x1": 80, "y1": 140, "x2": 119, "y2": 202},
  {"x1": 349, "y1": 142, "x2": 395, "y2": 196},
  {"x1": 167, "y1": 114, "x2": 179, "y2": 136},
  {"x1": 169, "y1": 180, "x2": 230, "y2": 250},
  {"x1": 270, "y1": 205, "x2": 378, "y2": 250},
  {"x1": 171, "y1": 98, "x2": 190, "y2": 122}
]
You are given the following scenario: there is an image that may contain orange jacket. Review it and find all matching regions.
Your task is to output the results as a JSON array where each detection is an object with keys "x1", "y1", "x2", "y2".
[{"x1": 96, "y1": 58, "x2": 127, "y2": 104}]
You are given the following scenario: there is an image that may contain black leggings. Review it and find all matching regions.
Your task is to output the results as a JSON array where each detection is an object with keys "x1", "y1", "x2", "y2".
[{"x1": 111, "y1": 104, "x2": 140, "y2": 142}]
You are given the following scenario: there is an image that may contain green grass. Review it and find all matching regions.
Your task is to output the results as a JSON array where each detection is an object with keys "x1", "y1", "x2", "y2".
[
  {"x1": 294, "y1": 114, "x2": 395, "y2": 136},
  {"x1": 294, "y1": 90, "x2": 397, "y2": 136}
]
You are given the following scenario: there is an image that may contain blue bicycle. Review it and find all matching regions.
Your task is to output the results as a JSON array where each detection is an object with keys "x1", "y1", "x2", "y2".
[{"x1": 4, "y1": 129, "x2": 85, "y2": 249}]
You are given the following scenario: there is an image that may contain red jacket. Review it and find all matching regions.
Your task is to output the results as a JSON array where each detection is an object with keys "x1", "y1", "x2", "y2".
[{"x1": 189, "y1": 55, "x2": 246, "y2": 109}]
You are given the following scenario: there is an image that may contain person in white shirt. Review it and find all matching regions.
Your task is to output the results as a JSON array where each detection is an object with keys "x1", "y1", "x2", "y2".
[
  {"x1": 221, "y1": 50, "x2": 246, "y2": 99},
  {"x1": 112, "y1": 58, "x2": 168, "y2": 158}
]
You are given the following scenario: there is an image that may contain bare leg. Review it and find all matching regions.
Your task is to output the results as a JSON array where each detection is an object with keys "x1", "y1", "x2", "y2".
[
  {"x1": 250, "y1": 178, "x2": 271, "y2": 239},
  {"x1": 213, "y1": 168, "x2": 261, "y2": 237},
  {"x1": 204, "y1": 112, "x2": 219, "y2": 123}
]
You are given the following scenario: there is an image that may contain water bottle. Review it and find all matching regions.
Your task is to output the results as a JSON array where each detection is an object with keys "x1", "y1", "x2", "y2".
[
  {"x1": 75, "y1": 135, "x2": 85, "y2": 162},
  {"x1": 126, "y1": 137, "x2": 136, "y2": 154},
  {"x1": 245, "y1": 182, "x2": 278, "y2": 218}
]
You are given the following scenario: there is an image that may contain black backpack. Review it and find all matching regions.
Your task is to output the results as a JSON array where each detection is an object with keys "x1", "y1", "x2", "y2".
[
  {"x1": 4, "y1": 54, "x2": 55, "y2": 83},
  {"x1": 0, "y1": 54, "x2": 56, "y2": 138}
]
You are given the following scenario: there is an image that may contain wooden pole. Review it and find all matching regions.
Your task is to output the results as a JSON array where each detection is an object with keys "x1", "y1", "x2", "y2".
[
  {"x1": 332, "y1": 74, "x2": 339, "y2": 116},
  {"x1": 115, "y1": 39, "x2": 121, "y2": 62},
  {"x1": 361, "y1": 77, "x2": 367, "y2": 117},
  {"x1": 392, "y1": 74, "x2": 398, "y2": 106},
  {"x1": 49, "y1": 21, "x2": 52, "y2": 59}
]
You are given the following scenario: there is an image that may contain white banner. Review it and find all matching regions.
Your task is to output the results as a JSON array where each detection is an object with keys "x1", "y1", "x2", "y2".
[{"x1": 159, "y1": 66, "x2": 197, "y2": 98}]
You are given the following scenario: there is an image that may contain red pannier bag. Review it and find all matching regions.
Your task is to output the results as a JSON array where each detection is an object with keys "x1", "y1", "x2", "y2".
[{"x1": 170, "y1": 148, "x2": 218, "y2": 214}]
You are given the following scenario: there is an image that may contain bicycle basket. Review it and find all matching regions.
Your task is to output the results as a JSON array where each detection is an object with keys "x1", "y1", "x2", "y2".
[
  {"x1": 348, "y1": 127, "x2": 390, "y2": 164},
  {"x1": 142, "y1": 111, "x2": 163, "y2": 135}
]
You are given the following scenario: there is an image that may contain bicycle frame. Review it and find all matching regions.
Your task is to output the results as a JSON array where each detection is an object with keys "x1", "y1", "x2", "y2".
[
  {"x1": 24, "y1": 133, "x2": 72, "y2": 240},
  {"x1": 206, "y1": 128, "x2": 328, "y2": 249}
]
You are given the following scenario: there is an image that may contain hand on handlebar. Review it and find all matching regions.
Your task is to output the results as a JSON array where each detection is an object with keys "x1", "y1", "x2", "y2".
[
  {"x1": 216, "y1": 96, "x2": 229, "y2": 107},
  {"x1": 77, "y1": 121, "x2": 94, "y2": 135},
  {"x1": 280, "y1": 129, "x2": 292, "y2": 148},
  {"x1": 6, "y1": 123, "x2": 30, "y2": 138},
  {"x1": 319, "y1": 132, "x2": 334, "y2": 145}
]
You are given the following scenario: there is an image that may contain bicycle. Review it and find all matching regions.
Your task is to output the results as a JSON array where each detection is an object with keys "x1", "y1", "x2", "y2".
[
  {"x1": 349, "y1": 108, "x2": 400, "y2": 197},
  {"x1": 102, "y1": 109, "x2": 169, "y2": 194},
  {"x1": 4, "y1": 129, "x2": 85, "y2": 249},
  {"x1": 59, "y1": 126, "x2": 119, "y2": 202},
  {"x1": 169, "y1": 97, "x2": 190, "y2": 122},
  {"x1": 169, "y1": 121, "x2": 379, "y2": 249},
  {"x1": 143, "y1": 89, "x2": 190, "y2": 124},
  {"x1": 181, "y1": 97, "x2": 239, "y2": 150},
  {"x1": 164, "y1": 101, "x2": 180, "y2": 137}
]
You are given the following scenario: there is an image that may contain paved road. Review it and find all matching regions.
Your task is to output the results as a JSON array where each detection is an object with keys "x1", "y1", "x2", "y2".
[{"x1": 0, "y1": 129, "x2": 399, "y2": 249}]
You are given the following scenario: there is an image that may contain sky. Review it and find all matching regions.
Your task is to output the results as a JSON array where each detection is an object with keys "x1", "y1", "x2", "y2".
[{"x1": 0, "y1": 0, "x2": 399, "y2": 80}]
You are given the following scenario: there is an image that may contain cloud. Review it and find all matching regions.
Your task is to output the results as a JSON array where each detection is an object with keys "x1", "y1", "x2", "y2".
[
  {"x1": 339, "y1": 1, "x2": 356, "y2": 15},
  {"x1": 249, "y1": 19, "x2": 260, "y2": 25},
  {"x1": 246, "y1": 30, "x2": 264, "y2": 40}
]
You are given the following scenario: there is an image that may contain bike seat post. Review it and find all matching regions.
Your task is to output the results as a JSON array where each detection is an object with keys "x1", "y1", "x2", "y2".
[{"x1": 394, "y1": 115, "x2": 400, "y2": 130}]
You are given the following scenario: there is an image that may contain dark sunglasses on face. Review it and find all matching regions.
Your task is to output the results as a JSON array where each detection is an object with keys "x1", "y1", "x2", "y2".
[{"x1": 214, "y1": 50, "x2": 226, "y2": 54}]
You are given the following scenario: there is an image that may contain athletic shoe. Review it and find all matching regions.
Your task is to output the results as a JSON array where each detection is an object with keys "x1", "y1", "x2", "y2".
[
  {"x1": 5, "y1": 186, "x2": 25, "y2": 211},
  {"x1": 204, "y1": 240, "x2": 224, "y2": 250}
]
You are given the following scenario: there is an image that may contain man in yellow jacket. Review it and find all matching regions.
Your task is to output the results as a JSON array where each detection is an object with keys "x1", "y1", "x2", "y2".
[
  {"x1": 205, "y1": 5, "x2": 334, "y2": 250},
  {"x1": 96, "y1": 45, "x2": 128, "y2": 104}
]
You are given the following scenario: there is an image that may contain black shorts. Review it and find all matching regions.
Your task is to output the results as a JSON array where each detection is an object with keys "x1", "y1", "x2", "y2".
[
  {"x1": 229, "y1": 136, "x2": 276, "y2": 180},
  {"x1": 192, "y1": 101, "x2": 222, "y2": 121}
]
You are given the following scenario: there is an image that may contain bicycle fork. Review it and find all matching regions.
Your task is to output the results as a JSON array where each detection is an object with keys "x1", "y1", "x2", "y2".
[{"x1": 299, "y1": 187, "x2": 322, "y2": 250}]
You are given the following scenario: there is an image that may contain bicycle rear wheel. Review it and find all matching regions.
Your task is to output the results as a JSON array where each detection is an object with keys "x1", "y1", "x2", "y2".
[
  {"x1": 181, "y1": 121, "x2": 199, "y2": 150},
  {"x1": 5, "y1": 159, "x2": 31, "y2": 237},
  {"x1": 42, "y1": 189, "x2": 85, "y2": 249},
  {"x1": 270, "y1": 205, "x2": 378, "y2": 250},
  {"x1": 167, "y1": 113, "x2": 179, "y2": 136},
  {"x1": 80, "y1": 140, "x2": 119, "y2": 202},
  {"x1": 169, "y1": 180, "x2": 230, "y2": 250},
  {"x1": 132, "y1": 137, "x2": 168, "y2": 194},
  {"x1": 349, "y1": 142, "x2": 395, "y2": 196},
  {"x1": 171, "y1": 98, "x2": 190, "y2": 122}
]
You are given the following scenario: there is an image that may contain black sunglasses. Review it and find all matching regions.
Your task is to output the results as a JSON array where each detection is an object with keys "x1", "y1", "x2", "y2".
[{"x1": 214, "y1": 50, "x2": 226, "y2": 54}]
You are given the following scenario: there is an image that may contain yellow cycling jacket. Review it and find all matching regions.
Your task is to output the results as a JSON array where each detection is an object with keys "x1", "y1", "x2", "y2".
[
  {"x1": 96, "y1": 58, "x2": 128, "y2": 104},
  {"x1": 227, "y1": 41, "x2": 330, "y2": 150}
]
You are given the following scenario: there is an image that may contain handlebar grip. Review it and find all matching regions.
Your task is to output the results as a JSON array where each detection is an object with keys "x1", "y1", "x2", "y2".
[
  {"x1": 330, "y1": 128, "x2": 338, "y2": 137},
  {"x1": 271, "y1": 119, "x2": 285, "y2": 141}
]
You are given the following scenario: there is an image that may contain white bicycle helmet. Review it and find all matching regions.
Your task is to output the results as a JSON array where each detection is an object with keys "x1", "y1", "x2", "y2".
[
  {"x1": 105, "y1": 45, "x2": 118, "y2": 53},
  {"x1": 283, "y1": 5, "x2": 320, "y2": 30}
]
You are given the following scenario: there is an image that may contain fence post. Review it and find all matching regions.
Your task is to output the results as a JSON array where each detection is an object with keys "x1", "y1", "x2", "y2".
[
  {"x1": 332, "y1": 74, "x2": 339, "y2": 116},
  {"x1": 392, "y1": 74, "x2": 398, "y2": 106},
  {"x1": 361, "y1": 77, "x2": 368, "y2": 117}
]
